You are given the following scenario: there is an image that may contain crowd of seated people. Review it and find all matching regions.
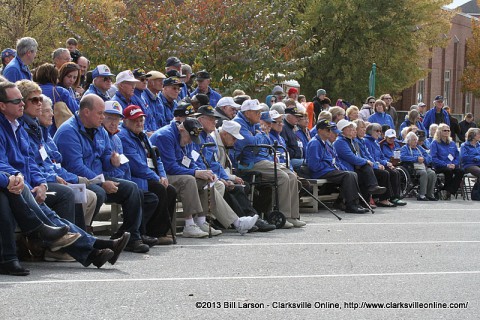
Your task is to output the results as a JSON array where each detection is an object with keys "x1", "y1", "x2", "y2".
[{"x1": 0, "y1": 36, "x2": 477, "y2": 276}]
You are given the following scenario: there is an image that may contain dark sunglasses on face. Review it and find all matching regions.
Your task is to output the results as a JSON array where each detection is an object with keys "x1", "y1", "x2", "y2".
[
  {"x1": 103, "y1": 77, "x2": 113, "y2": 82},
  {"x1": 1, "y1": 98, "x2": 23, "y2": 105},
  {"x1": 27, "y1": 96, "x2": 43, "y2": 104}
]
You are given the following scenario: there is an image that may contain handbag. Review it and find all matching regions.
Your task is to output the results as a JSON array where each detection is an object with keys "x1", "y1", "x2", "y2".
[{"x1": 53, "y1": 86, "x2": 74, "y2": 129}]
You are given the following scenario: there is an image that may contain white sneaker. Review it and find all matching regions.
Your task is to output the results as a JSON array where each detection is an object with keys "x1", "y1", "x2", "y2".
[
  {"x1": 235, "y1": 215, "x2": 259, "y2": 235},
  {"x1": 282, "y1": 220, "x2": 294, "y2": 229},
  {"x1": 44, "y1": 250, "x2": 75, "y2": 262},
  {"x1": 198, "y1": 222, "x2": 222, "y2": 236},
  {"x1": 182, "y1": 224, "x2": 209, "y2": 238},
  {"x1": 287, "y1": 218, "x2": 306, "y2": 228}
]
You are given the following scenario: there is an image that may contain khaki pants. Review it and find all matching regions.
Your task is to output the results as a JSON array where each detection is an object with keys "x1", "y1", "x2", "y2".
[
  {"x1": 167, "y1": 175, "x2": 238, "y2": 228},
  {"x1": 83, "y1": 189, "x2": 97, "y2": 226},
  {"x1": 249, "y1": 160, "x2": 299, "y2": 219}
]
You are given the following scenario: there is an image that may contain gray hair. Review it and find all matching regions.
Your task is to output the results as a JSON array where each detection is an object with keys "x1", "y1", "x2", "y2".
[
  {"x1": 16, "y1": 37, "x2": 38, "y2": 57},
  {"x1": 366, "y1": 123, "x2": 382, "y2": 135},
  {"x1": 41, "y1": 94, "x2": 52, "y2": 108},
  {"x1": 270, "y1": 102, "x2": 286, "y2": 114},
  {"x1": 405, "y1": 131, "x2": 418, "y2": 144},
  {"x1": 52, "y1": 48, "x2": 69, "y2": 60},
  {"x1": 429, "y1": 123, "x2": 439, "y2": 136},
  {"x1": 181, "y1": 64, "x2": 192, "y2": 75}
]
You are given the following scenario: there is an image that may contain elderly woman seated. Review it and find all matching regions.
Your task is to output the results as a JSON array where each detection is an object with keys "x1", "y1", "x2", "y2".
[
  {"x1": 430, "y1": 123, "x2": 464, "y2": 200},
  {"x1": 460, "y1": 128, "x2": 480, "y2": 179},
  {"x1": 363, "y1": 122, "x2": 406, "y2": 206},
  {"x1": 400, "y1": 132, "x2": 437, "y2": 201}
]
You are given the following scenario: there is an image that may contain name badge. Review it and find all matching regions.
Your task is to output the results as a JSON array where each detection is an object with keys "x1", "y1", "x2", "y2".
[
  {"x1": 119, "y1": 154, "x2": 129, "y2": 164},
  {"x1": 182, "y1": 156, "x2": 191, "y2": 168},
  {"x1": 39, "y1": 146, "x2": 48, "y2": 161},
  {"x1": 214, "y1": 152, "x2": 219, "y2": 162},
  {"x1": 147, "y1": 158, "x2": 155, "y2": 168},
  {"x1": 448, "y1": 154, "x2": 454, "y2": 161},
  {"x1": 191, "y1": 150, "x2": 200, "y2": 161},
  {"x1": 297, "y1": 141, "x2": 303, "y2": 148},
  {"x1": 54, "y1": 163, "x2": 62, "y2": 169}
]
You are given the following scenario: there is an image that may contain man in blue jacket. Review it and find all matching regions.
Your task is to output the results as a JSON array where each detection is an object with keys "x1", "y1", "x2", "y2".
[
  {"x1": 0, "y1": 81, "x2": 130, "y2": 268},
  {"x1": 151, "y1": 117, "x2": 258, "y2": 237},
  {"x1": 159, "y1": 75, "x2": 181, "y2": 123},
  {"x1": 83, "y1": 64, "x2": 115, "y2": 101},
  {"x1": 306, "y1": 119, "x2": 366, "y2": 214},
  {"x1": 143, "y1": 70, "x2": 167, "y2": 129},
  {"x1": 54, "y1": 94, "x2": 146, "y2": 253},
  {"x1": 233, "y1": 99, "x2": 306, "y2": 228},
  {"x1": 423, "y1": 95, "x2": 450, "y2": 135},
  {"x1": 118, "y1": 105, "x2": 177, "y2": 245},
  {"x1": 3, "y1": 37, "x2": 37, "y2": 82},
  {"x1": 190, "y1": 70, "x2": 222, "y2": 107}
]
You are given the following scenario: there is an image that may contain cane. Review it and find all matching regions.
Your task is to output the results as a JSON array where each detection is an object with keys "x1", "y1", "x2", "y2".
[
  {"x1": 299, "y1": 185, "x2": 342, "y2": 220},
  {"x1": 199, "y1": 142, "x2": 217, "y2": 238}
]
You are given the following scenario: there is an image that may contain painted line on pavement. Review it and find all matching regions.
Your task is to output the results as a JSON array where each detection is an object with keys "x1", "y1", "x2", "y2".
[
  {"x1": 306, "y1": 221, "x2": 480, "y2": 226},
  {"x1": 1, "y1": 270, "x2": 479, "y2": 285}
]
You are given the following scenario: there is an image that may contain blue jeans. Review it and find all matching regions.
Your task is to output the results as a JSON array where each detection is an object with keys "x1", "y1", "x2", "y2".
[
  {"x1": 88, "y1": 177, "x2": 142, "y2": 241},
  {"x1": 0, "y1": 189, "x2": 44, "y2": 264},
  {"x1": 23, "y1": 189, "x2": 96, "y2": 267}
]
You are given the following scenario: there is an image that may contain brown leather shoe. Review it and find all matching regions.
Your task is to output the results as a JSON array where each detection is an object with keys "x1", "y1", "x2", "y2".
[{"x1": 156, "y1": 236, "x2": 174, "y2": 246}]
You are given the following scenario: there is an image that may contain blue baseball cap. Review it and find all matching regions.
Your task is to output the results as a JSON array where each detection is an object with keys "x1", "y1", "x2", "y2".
[
  {"x1": 1, "y1": 48, "x2": 15, "y2": 59},
  {"x1": 260, "y1": 111, "x2": 273, "y2": 123}
]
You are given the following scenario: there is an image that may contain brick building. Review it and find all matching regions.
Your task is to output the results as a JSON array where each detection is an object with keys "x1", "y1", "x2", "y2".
[{"x1": 400, "y1": 5, "x2": 478, "y2": 118}]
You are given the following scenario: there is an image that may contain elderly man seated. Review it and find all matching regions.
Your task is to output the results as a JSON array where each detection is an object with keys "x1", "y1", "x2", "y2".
[
  {"x1": 150, "y1": 117, "x2": 258, "y2": 238},
  {"x1": 306, "y1": 119, "x2": 367, "y2": 214},
  {"x1": 333, "y1": 119, "x2": 386, "y2": 207},
  {"x1": 233, "y1": 99, "x2": 306, "y2": 228}
]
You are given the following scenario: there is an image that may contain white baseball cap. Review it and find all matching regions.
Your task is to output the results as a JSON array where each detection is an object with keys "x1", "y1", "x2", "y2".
[
  {"x1": 240, "y1": 99, "x2": 263, "y2": 112},
  {"x1": 221, "y1": 120, "x2": 244, "y2": 140},
  {"x1": 116, "y1": 70, "x2": 140, "y2": 85},
  {"x1": 385, "y1": 129, "x2": 397, "y2": 138},
  {"x1": 217, "y1": 97, "x2": 241, "y2": 109},
  {"x1": 336, "y1": 119, "x2": 355, "y2": 131},
  {"x1": 104, "y1": 101, "x2": 124, "y2": 118},
  {"x1": 269, "y1": 110, "x2": 283, "y2": 120}
]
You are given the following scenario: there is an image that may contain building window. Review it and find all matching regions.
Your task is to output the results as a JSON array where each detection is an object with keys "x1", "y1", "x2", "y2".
[
  {"x1": 417, "y1": 79, "x2": 425, "y2": 103},
  {"x1": 444, "y1": 70, "x2": 451, "y2": 106}
]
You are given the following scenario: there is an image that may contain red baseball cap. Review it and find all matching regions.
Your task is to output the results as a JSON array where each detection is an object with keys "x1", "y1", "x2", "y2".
[{"x1": 123, "y1": 105, "x2": 146, "y2": 120}]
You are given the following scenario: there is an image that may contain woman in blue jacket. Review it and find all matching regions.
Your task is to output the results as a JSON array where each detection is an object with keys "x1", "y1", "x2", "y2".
[
  {"x1": 429, "y1": 123, "x2": 464, "y2": 200},
  {"x1": 399, "y1": 109, "x2": 427, "y2": 138},
  {"x1": 460, "y1": 128, "x2": 480, "y2": 179},
  {"x1": 368, "y1": 99, "x2": 395, "y2": 129},
  {"x1": 400, "y1": 132, "x2": 437, "y2": 201}
]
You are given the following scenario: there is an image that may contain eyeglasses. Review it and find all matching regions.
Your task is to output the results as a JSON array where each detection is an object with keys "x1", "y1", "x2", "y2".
[
  {"x1": 138, "y1": 78, "x2": 148, "y2": 82},
  {"x1": 375, "y1": 130, "x2": 382, "y2": 132},
  {"x1": 1, "y1": 98, "x2": 23, "y2": 105},
  {"x1": 27, "y1": 96, "x2": 43, "y2": 104},
  {"x1": 442, "y1": 129, "x2": 450, "y2": 132},
  {"x1": 368, "y1": 101, "x2": 375, "y2": 104},
  {"x1": 384, "y1": 97, "x2": 392, "y2": 100},
  {"x1": 103, "y1": 77, "x2": 113, "y2": 82},
  {"x1": 273, "y1": 121, "x2": 283, "y2": 125}
]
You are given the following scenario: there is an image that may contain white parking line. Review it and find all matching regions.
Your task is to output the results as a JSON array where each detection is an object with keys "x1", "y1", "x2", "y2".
[
  {"x1": 175, "y1": 240, "x2": 480, "y2": 247},
  {"x1": 1, "y1": 270, "x2": 479, "y2": 285},
  {"x1": 306, "y1": 222, "x2": 480, "y2": 226}
]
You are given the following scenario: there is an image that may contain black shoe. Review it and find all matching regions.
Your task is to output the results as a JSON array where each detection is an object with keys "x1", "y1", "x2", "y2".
[
  {"x1": 345, "y1": 206, "x2": 368, "y2": 214},
  {"x1": 92, "y1": 249, "x2": 114, "y2": 269},
  {"x1": 109, "y1": 232, "x2": 130, "y2": 265},
  {"x1": 141, "y1": 235, "x2": 158, "y2": 247},
  {"x1": 368, "y1": 186, "x2": 387, "y2": 195},
  {"x1": 426, "y1": 196, "x2": 438, "y2": 201},
  {"x1": 248, "y1": 225, "x2": 259, "y2": 233},
  {"x1": 391, "y1": 198, "x2": 407, "y2": 206},
  {"x1": 417, "y1": 196, "x2": 429, "y2": 201},
  {"x1": 35, "y1": 224, "x2": 69, "y2": 242},
  {"x1": 255, "y1": 219, "x2": 276, "y2": 232},
  {"x1": 124, "y1": 240, "x2": 149, "y2": 253},
  {"x1": 0, "y1": 261, "x2": 30, "y2": 276}
]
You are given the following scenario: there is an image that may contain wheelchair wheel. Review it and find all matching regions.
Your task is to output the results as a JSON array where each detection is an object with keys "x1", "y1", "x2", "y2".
[
  {"x1": 267, "y1": 210, "x2": 286, "y2": 229},
  {"x1": 397, "y1": 166, "x2": 411, "y2": 198}
]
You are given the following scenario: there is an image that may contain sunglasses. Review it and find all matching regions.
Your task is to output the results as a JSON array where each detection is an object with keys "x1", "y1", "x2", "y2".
[
  {"x1": 375, "y1": 130, "x2": 382, "y2": 132},
  {"x1": 138, "y1": 78, "x2": 148, "y2": 82},
  {"x1": 442, "y1": 129, "x2": 450, "y2": 132},
  {"x1": 1, "y1": 98, "x2": 23, "y2": 105},
  {"x1": 27, "y1": 96, "x2": 43, "y2": 104},
  {"x1": 103, "y1": 77, "x2": 113, "y2": 82}
]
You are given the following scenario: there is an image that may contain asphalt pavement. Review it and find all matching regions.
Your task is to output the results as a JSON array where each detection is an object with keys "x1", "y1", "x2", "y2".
[{"x1": 1, "y1": 198, "x2": 479, "y2": 320}]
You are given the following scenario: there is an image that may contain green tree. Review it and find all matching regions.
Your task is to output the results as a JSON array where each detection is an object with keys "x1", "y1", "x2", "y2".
[
  {"x1": 461, "y1": 20, "x2": 480, "y2": 97},
  {"x1": 299, "y1": 0, "x2": 452, "y2": 103}
]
